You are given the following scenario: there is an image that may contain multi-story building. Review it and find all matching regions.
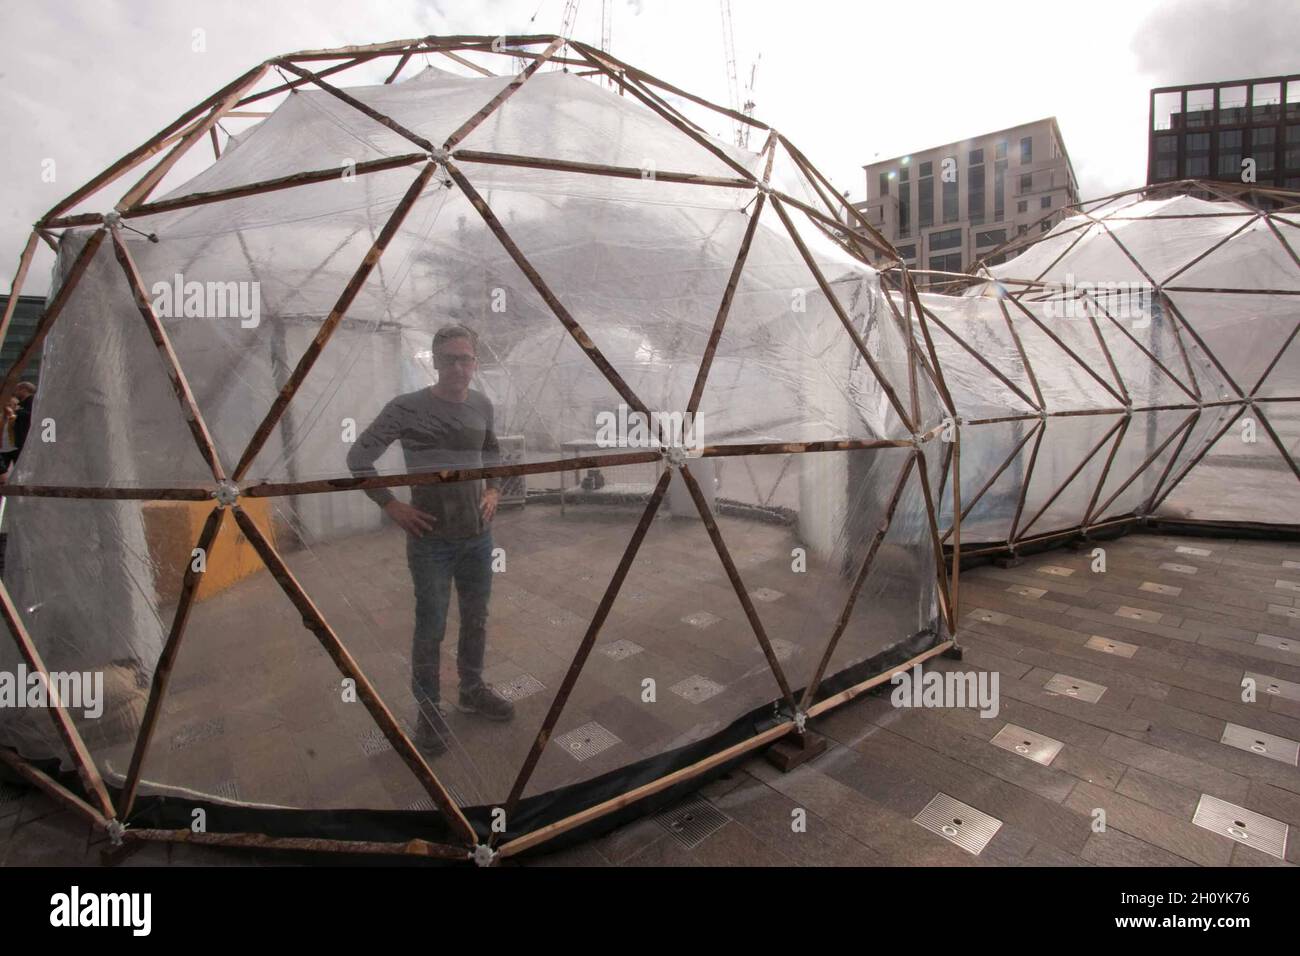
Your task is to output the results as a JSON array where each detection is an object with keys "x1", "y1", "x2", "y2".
[
  {"x1": 856, "y1": 117, "x2": 1079, "y2": 279},
  {"x1": 1147, "y1": 74, "x2": 1300, "y2": 193}
]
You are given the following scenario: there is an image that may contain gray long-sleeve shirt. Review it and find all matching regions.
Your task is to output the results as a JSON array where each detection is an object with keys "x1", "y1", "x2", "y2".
[{"x1": 346, "y1": 387, "x2": 502, "y2": 539}]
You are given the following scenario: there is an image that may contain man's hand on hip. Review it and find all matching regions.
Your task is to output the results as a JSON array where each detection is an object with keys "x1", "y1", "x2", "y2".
[
  {"x1": 384, "y1": 499, "x2": 437, "y2": 537},
  {"x1": 481, "y1": 487, "x2": 501, "y2": 524}
]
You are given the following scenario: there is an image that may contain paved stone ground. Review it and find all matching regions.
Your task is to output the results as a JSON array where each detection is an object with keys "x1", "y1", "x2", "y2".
[{"x1": 2, "y1": 530, "x2": 1297, "y2": 866}]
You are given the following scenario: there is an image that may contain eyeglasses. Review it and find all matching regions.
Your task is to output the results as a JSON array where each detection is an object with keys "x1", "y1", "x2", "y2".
[{"x1": 435, "y1": 354, "x2": 477, "y2": 367}]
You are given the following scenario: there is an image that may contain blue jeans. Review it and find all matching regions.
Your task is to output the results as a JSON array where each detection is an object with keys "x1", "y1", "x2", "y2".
[{"x1": 406, "y1": 529, "x2": 494, "y2": 703}]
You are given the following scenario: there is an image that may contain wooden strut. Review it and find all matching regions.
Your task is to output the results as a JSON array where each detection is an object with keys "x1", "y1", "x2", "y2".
[
  {"x1": 229, "y1": 505, "x2": 476, "y2": 845},
  {"x1": 799, "y1": 452, "x2": 917, "y2": 710},
  {"x1": 0, "y1": 747, "x2": 110, "y2": 828},
  {"x1": 685, "y1": 134, "x2": 776, "y2": 416},
  {"x1": 1141, "y1": 409, "x2": 1203, "y2": 515},
  {"x1": 768, "y1": 196, "x2": 916, "y2": 434},
  {"x1": 452, "y1": 149, "x2": 752, "y2": 189},
  {"x1": 1147, "y1": 403, "x2": 1247, "y2": 514},
  {"x1": 1084, "y1": 294, "x2": 1197, "y2": 403},
  {"x1": 123, "y1": 827, "x2": 469, "y2": 860},
  {"x1": 941, "y1": 420, "x2": 1041, "y2": 543},
  {"x1": 119, "y1": 507, "x2": 226, "y2": 817},
  {"x1": 0, "y1": 579, "x2": 116, "y2": 820},
  {"x1": 1089, "y1": 410, "x2": 1199, "y2": 524},
  {"x1": 117, "y1": 65, "x2": 271, "y2": 213},
  {"x1": 680, "y1": 462, "x2": 797, "y2": 708},
  {"x1": 1016, "y1": 416, "x2": 1127, "y2": 541},
  {"x1": 1079, "y1": 412, "x2": 1131, "y2": 528},
  {"x1": 110, "y1": 228, "x2": 227, "y2": 481},
  {"x1": 271, "y1": 60, "x2": 435, "y2": 153},
  {"x1": 232, "y1": 161, "x2": 438, "y2": 482},
  {"x1": 0, "y1": 228, "x2": 106, "y2": 398},
  {"x1": 494, "y1": 470, "x2": 673, "y2": 843},
  {"x1": 914, "y1": 448, "x2": 956, "y2": 634},
  {"x1": 443, "y1": 159, "x2": 650, "y2": 418},
  {"x1": 442, "y1": 36, "x2": 566, "y2": 151},
  {"x1": 0, "y1": 232, "x2": 39, "y2": 360},
  {"x1": 1006, "y1": 420, "x2": 1046, "y2": 546},
  {"x1": 919, "y1": 303, "x2": 1042, "y2": 413}
]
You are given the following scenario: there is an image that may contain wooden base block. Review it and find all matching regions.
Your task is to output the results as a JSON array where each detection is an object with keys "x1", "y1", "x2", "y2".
[{"x1": 765, "y1": 731, "x2": 827, "y2": 773}]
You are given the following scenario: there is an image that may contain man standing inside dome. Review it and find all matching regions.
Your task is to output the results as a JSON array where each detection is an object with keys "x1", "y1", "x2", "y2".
[{"x1": 347, "y1": 325, "x2": 514, "y2": 757}]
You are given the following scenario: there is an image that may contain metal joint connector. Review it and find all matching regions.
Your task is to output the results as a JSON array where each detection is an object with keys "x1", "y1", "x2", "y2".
[
  {"x1": 211, "y1": 481, "x2": 240, "y2": 508},
  {"x1": 471, "y1": 844, "x2": 497, "y2": 867}
]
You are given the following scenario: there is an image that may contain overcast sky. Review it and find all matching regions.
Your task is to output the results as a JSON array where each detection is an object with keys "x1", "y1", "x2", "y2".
[{"x1": 2, "y1": 0, "x2": 1298, "y2": 293}]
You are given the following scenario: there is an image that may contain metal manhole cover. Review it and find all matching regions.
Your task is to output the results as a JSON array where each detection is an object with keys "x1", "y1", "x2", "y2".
[
  {"x1": 1220, "y1": 723, "x2": 1299, "y2": 766},
  {"x1": 1044, "y1": 673, "x2": 1106, "y2": 703},
  {"x1": 1007, "y1": 585, "x2": 1046, "y2": 598},
  {"x1": 669, "y1": 675, "x2": 726, "y2": 704},
  {"x1": 990, "y1": 723, "x2": 1063, "y2": 766},
  {"x1": 655, "y1": 796, "x2": 729, "y2": 849},
  {"x1": 1037, "y1": 565, "x2": 1074, "y2": 577},
  {"x1": 1244, "y1": 671, "x2": 1300, "y2": 702},
  {"x1": 1116, "y1": 605, "x2": 1162, "y2": 623},
  {"x1": 968, "y1": 608, "x2": 1009, "y2": 626},
  {"x1": 1256, "y1": 634, "x2": 1297, "y2": 653},
  {"x1": 170, "y1": 716, "x2": 225, "y2": 752},
  {"x1": 1140, "y1": 581, "x2": 1182, "y2": 596},
  {"x1": 914, "y1": 793, "x2": 1002, "y2": 855},
  {"x1": 496, "y1": 673, "x2": 546, "y2": 702},
  {"x1": 682, "y1": 611, "x2": 722, "y2": 629},
  {"x1": 554, "y1": 721, "x2": 620, "y2": 762},
  {"x1": 1160, "y1": 562, "x2": 1197, "y2": 574},
  {"x1": 1192, "y1": 794, "x2": 1288, "y2": 860},
  {"x1": 1085, "y1": 635, "x2": 1138, "y2": 658},
  {"x1": 598, "y1": 639, "x2": 644, "y2": 661},
  {"x1": 1175, "y1": 545, "x2": 1211, "y2": 557},
  {"x1": 750, "y1": 587, "x2": 785, "y2": 603}
]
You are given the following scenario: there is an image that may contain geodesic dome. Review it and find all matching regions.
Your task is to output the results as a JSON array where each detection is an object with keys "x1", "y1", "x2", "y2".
[
  {"x1": 0, "y1": 36, "x2": 953, "y2": 861},
  {"x1": 884, "y1": 183, "x2": 1299, "y2": 557}
]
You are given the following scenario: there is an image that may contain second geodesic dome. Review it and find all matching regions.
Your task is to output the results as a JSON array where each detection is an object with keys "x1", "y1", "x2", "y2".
[{"x1": 0, "y1": 36, "x2": 951, "y2": 860}]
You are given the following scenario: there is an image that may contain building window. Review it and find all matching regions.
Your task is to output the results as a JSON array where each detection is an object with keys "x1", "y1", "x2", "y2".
[
  {"x1": 929, "y1": 253, "x2": 962, "y2": 273},
  {"x1": 968, "y1": 160, "x2": 985, "y2": 225},
  {"x1": 1017, "y1": 200, "x2": 1028, "y2": 213},
  {"x1": 994, "y1": 160, "x2": 1007, "y2": 221},
  {"x1": 918, "y1": 167, "x2": 934, "y2": 229},
  {"x1": 975, "y1": 229, "x2": 1007, "y2": 247},
  {"x1": 1253, "y1": 126, "x2": 1277, "y2": 173},
  {"x1": 1019, "y1": 173, "x2": 1032, "y2": 193},
  {"x1": 1155, "y1": 135, "x2": 1177, "y2": 156},
  {"x1": 929, "y1": 227, "x2": 962, "y2": 251},
  {"x1": 1020, "y1": 136, "x2": 1032, "y2": 163},
  {"x1": 1040, "y1": 220, "x2": 1052, "y2": 233},
  {"x1": 895, "y1": 244, "x2": 916, "y2": 260},
  {"x1": 1155, "y1": 158, "x2": 1177, "y2": 180},
  {"x1": 1018, "y1": 224, "x2": 1028, "y2": 235},
  {"x1": 919, "y1": 160, "x2": 933, "y2": 177},
  {"x1": 995, "y1": 141, "x2": 1007, "y2": 160},
  {"x1": 898, "y1": 178, "x2": 911, "y2": 238},
  {"x1": 1186, "y1": 132, "x2": 1210, "y2": 177},
  {"x1": 879, "y1": 172, "x2": 890, "y2": 197},
  {"x1": 968, "y1": 148, "x2": 984, "y2": 165},
  {"x1": 942, "y1": 176, "x2": 958, "y2": 223},
  {"x1": 1287, "y1": 125, "x2": 1300, "y2": 169},
  {"x1": 1040, "y1": 195, "x2": 1052, "y2": 209}
]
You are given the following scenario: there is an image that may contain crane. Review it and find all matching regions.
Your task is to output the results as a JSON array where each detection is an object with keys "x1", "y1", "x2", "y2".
[{"x1": 719, "y1": 1, "x2": 759, "y2": 149}]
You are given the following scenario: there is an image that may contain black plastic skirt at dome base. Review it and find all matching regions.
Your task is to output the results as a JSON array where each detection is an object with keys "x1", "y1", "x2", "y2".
[{"x1": 14, "y1": 626, "x2": 941, "y2": 862}]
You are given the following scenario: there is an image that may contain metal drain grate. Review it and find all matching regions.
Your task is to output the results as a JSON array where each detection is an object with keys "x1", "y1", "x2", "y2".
[
  {"x1": 360, "y1": 727, "x2": 392, "y2": 756},
  {"x1": 598, "y1": 639, "x2": 644, "y2": 660},
  {"x1": 1037, "y1": 565, "x2": 1075, "y2": 577},
  {"x1": 1192, "y1": 794, "x2": 1288, "y2": 860},
  {"x1": 1221, "y1": 723, "x2": 1300, "y2": 766},
  {"x1": 914, "y1": 793, "x2": 1002, "y2": 855},
  {"x1": 749, "y1": 587, "x2": 785, "y2": 603},
  {"x1": 554, "y1": 721, "x2": 620, "y2": 762},
  {"x1": 1160, "y1": 562, "x2": 1197, "y2": 574},
  {"x1": 496, "y1": 673, "x2": 546, "y2": 702},
  {"x1": 170, "y1": 716, "x2": 225, "y2": 752},
  {"x1": 1244, "y1": 671, "x2": 1300, "y2": 702},
  {"x1": 1257, "y1": 634, "x2": 1297, "y2": 653},
  {"x1": 655, "y1": 796, "x2": 729, "y2": 849},
  {"x1": 991, "y1": 723, "x2": 1063, "y2": 766},
  {"x1": 1044, "y1": 673, "x2": 1107, "y2": 703},
  {"x1": 1140, "y1": 581, "x2": 1182, "y2": 596},
  {"x1": 407, "y1": 785, "x2": 467, "y2": 810},
  {"x1": 1085, "y1": 635, "x2": 1139, "y2": 658},
  {"x1": 1007, "y1": 585, "x2": 1046, "y2": 599},
  {"x1": 1175, "y1": 545, "x2": 1211, "y2": 557},
  {"x1": 1116, "y1": 605, "x2": 1162, "y2": 623},
  {"x1": 968, "y1": 608, "x2": 1009, "y2": 626},
  {"x1": 682, "y1": 611, "x2": 722, "y2": 629},
  {"x1": 670, "y1": 675, "x2": 726, "y2": 704},
  {"x1": 210, "y1": 779, "x2": 241, "y2": 802}
]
